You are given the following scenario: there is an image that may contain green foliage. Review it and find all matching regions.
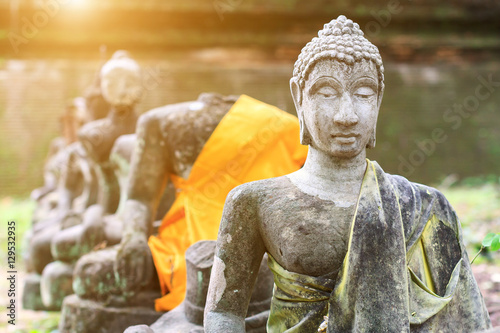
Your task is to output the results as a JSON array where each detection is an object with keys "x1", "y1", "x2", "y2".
[
  {"x1": 471, "y1": 233, "x2": 500, "y2": 264},
  {"x1": 482, "y1": 233, "x2": 500, "y2": 252},
  {"x1": 459, "y1": 174, "x2": 500, "y2": 187},
  {"x1": 439, "y1": 184, "x2": 500, "y2": 265},
  {"x1": 0, "y1": 198, "x2": 34, "y2": 267}
]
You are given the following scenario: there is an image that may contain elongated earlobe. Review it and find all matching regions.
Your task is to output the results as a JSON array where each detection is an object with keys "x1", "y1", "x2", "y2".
[
  {"x1": 291, "y1": 78, "x2": 311, "y2": 146},
  {"x1": 300, "y1": 118, "x2": 312, "y2": 146},
  {"x1": 367, "y1": 127, "x2": 376, "y2": 149}
]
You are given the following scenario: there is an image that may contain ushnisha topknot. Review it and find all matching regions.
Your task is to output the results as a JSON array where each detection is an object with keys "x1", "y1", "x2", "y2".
[{"x1": 293, "y1": 15, "x2": 384, "y2": 92}]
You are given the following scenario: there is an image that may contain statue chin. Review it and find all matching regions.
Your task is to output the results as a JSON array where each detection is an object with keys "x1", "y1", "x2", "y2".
[{"x1": 315, "y1": 141, "x2": 366, "y2": 160}]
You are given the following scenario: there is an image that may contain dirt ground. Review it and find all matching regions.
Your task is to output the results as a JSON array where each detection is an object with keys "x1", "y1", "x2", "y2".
[{"x1": 474, "y1": 264, "x2": 500, "y2": 326}]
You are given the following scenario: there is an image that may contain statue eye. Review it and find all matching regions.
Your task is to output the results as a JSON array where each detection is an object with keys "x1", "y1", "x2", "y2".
[
  {"x1": 317, "y1": 87, "x2": 338, "y2": 98},
  {"x1": 354, "y1": 87, "x2": 375, "y2": 99}
]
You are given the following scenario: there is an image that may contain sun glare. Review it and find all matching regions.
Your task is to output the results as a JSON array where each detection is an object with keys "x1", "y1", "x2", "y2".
[{"x1": 67, "y1": 0, "x2": 88, "y2": 8}]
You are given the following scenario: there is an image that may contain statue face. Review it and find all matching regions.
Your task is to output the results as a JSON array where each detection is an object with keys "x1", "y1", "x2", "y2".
[
  {"x1": 101, "y1": 68, "x2": 143, "y2": 107},
  {"x1": 296, "y1": 58, "x2": 381, "y2": 158}
]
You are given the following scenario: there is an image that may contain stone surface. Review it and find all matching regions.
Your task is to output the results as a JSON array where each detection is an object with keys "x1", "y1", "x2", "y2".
[
  {"x1": 72, "y1": 245, "x2": 161, "y2": 303},
  {"x1": 22, "y1": 273, "x2": 57, "y2": 311},
  {"x1": 124, "y1": 240, "x2": 273, "y2": 333},
  {"x1": 40, "y1": 261, "x2": 74, "y2": 309},
  {"x1": 30, "y1": 51, "x2": 142, "y2": 311},
  {"x1": 124, "y1": 324, "x2": 155, "y2": 333},
  {"x1": 26, "y1": 78, "x2": 109, "y2": 278},
  {"x1": 59, "y1": 294, "x2": 163, "y2": 333}
]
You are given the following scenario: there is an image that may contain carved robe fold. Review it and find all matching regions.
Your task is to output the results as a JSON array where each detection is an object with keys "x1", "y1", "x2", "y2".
[
  {"x1": 148, "y1": 95, "x2": 308, "y2": 311},
  {"x1": 267, "y1": 160, "x2": 491, "y2": 332}
]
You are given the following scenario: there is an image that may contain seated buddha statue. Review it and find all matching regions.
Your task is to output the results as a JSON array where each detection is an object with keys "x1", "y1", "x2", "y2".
[
  {"x1": 39, "y1": 52, "x2": 143, "y2": 309},
  {"x1": 205, "y1": 15, "x2": 491, "y2": 333}
]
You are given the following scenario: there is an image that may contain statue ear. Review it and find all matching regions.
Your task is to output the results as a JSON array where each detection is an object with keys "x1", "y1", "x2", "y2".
[
  {"x1": 290, "y1": 78, "x2": 312, "y2": 146},
  {"x1": 367, "y1": 126, "x2": 376, "y2": 149},
  {"x1": 290, "y1": 78, "x2": 302, "y2": 109},
  {"x1": 377, "y1": 84, "x2": 384, "y2": 110},
  {"x1": 367, "y1": 85, "x2": 384, "y2": 149}
]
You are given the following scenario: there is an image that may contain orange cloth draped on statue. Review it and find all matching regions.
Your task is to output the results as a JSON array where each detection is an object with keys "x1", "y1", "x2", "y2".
[{"x1": 148, "y1": 95, "x2": 308, "y2": 311}]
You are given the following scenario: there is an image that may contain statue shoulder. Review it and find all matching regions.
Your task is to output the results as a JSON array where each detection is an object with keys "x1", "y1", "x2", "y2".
[
  {"x1": 225, "y1": 177, "x2": 288, "y2": 213},
  {"x1": 386, "y1": 172, "x2": 459, "y2": 232},
  {"x1": 77, "y1": 118, "x2": 109, "y2": 143}
]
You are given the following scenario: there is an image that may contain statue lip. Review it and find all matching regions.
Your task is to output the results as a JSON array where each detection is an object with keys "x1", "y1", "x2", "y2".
[{"x1": 331, "y1": 133, "x2": 359, "y2": 144}]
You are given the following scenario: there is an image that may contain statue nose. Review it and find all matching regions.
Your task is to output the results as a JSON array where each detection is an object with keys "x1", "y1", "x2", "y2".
[{"x1": 334, "y1": 93, "x2": 358, "y2": 126}]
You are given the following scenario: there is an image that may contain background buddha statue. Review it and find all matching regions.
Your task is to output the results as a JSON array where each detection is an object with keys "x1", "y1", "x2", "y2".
[
  {"x1": 23, "y1": 93, "x2": 107, "y2": 310},
  {"x1": 39, "y1": 51, "x2": 145, "y2": 309}
]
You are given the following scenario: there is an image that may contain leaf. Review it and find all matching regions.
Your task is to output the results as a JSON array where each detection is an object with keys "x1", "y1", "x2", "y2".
[
  {"x1": 490, "y1": 234, "x2": 500, "y2": 252},
  {"x1": 482, "y1": 233, "x2": 496, "y2": 247}
]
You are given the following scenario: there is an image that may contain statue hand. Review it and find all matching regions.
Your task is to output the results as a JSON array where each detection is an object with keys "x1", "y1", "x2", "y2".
[{"x1": 114, "y1": 232, "x2": 154, "y2": 293}]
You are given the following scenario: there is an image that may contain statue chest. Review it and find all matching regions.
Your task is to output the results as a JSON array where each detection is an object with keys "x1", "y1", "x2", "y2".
[{"x1": 259, "y1": 195, "x2": 356, "y2": 278}]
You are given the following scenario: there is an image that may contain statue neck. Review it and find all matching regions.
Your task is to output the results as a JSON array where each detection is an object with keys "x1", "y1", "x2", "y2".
[
  {"x1": 301, "y1": 146, "x2": 367, "y2": 183},
  {"x1": 286, "y1": 146, "x2": 367, "y2": 205}
]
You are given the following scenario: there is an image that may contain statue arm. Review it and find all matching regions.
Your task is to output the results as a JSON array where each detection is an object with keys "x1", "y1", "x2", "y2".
[
  {"x1": 57, "y1": 145, "x2": 82, "y2": 212},
  {"x1": 115, "y1": 111, "x2": 171, "y2": 291},
  {"x1": 205, "y1": 185, "x2": 266, "y2": 332},
  {"x1": 121, "y1": 112, "x2": 171, "y2": 237}
]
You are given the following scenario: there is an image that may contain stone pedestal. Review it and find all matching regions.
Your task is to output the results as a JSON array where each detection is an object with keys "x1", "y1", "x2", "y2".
[{"x1": 59, "y1": 294, "x2": 164, "y2": 333}]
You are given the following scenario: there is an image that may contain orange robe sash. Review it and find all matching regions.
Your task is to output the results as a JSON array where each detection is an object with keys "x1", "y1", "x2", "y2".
[{"x1": 148, "y1": 95, "x2": 308, "y2": 311}]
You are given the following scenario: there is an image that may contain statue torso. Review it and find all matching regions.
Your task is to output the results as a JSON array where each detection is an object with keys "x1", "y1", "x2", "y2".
[
  {"x1": 255, "y1": 176, "x2": 356, "y2": 278},
  {"x1": 157, "y1": 94, "x2": 237, "y2": 179}
]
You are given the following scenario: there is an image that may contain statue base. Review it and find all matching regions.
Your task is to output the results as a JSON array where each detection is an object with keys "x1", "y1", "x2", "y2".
[{"x1": 59, "y1": 294, "x2": 164, "y2": 333}]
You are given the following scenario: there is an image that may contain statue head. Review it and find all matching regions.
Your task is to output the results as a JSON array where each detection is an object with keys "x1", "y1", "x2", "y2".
[
  {"x1": 291, "y1": 15, "x2": 384, "y2": 157},
  {"x1": 100, "y1": 51, "x2": 143, "y2": 108}
]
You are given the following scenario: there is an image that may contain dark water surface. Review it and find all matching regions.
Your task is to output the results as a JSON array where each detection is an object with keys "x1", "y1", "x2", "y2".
[{"x1": 0, "y1": 56, "x2": 499, "y2": 196}]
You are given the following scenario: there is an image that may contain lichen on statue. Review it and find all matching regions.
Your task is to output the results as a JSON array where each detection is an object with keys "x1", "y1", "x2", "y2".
[{"x1": 204, "y1": 15, "x2": 491, "y2": 332}]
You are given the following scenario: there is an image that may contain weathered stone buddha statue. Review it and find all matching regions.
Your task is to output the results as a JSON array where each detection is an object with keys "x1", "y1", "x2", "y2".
[
  {"x1": 26, "y1": 74, "x2": 111, "y2": 279},
  {"x1": 23, "y1": 95, "x2": 106, "y2": 310},
  {"x1": 205, "y1": 15, "x2": 491, "y2": 332},
  {"x1": 39, "y1": 52, "x2": 143, "y2": 309}
]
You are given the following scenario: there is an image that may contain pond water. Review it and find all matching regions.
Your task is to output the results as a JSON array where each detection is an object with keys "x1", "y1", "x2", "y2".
[{"x1": 0, "y1": 55, "x2": 499, "y2": 196}]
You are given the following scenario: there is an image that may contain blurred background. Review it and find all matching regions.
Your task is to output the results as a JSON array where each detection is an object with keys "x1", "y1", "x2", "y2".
[
  {"x1": 0, "y1": 0, "x2": 499, "y2": 331},
  {"x1": 0, "y1": 0, "x2": 499, "y2": 195}
]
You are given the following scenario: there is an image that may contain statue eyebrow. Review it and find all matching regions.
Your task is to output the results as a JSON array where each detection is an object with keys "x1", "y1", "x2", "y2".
[
  {"x1": 349, "y1": 76, "x2": 378, "y2": 89},
  {"x1": 307, "y1": 76, "x2": 342, "y2": 94}
]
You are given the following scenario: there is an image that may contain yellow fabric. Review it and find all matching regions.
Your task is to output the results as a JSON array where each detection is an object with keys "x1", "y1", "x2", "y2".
[{"x1": 148, "y1": 95, "x2": 308, "y2": 311}]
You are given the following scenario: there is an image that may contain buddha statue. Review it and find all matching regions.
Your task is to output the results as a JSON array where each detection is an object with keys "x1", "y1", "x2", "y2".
[
  {"x1": 39, "y1": 52, "x2": 143, "y2": 309},
  {"x1": 205, "y1": 15, "x2": 491, "y2": 332},
  {"x1": 23, "y1": 94, "x2": 107, "y2": 310}
]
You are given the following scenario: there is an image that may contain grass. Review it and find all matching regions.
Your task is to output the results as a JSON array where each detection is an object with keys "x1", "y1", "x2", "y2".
[
  {"x1": 0, "y1": 197, "x2": 60, "y2": 333},
  {"x1": 438, "y1": 183, "x2": 500, "y2": 264},
  {"x1": 0, "y1": 197, "x2": 35, "y2": 268}
]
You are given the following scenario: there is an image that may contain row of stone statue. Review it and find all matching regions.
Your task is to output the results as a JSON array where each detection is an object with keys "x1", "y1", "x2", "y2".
[
  {"x1": 25, "y1": 15, "x2": 492, "y2": 333},
  {"x1": 24, "y1": 50, "x2": 289, "y2": 332}
]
